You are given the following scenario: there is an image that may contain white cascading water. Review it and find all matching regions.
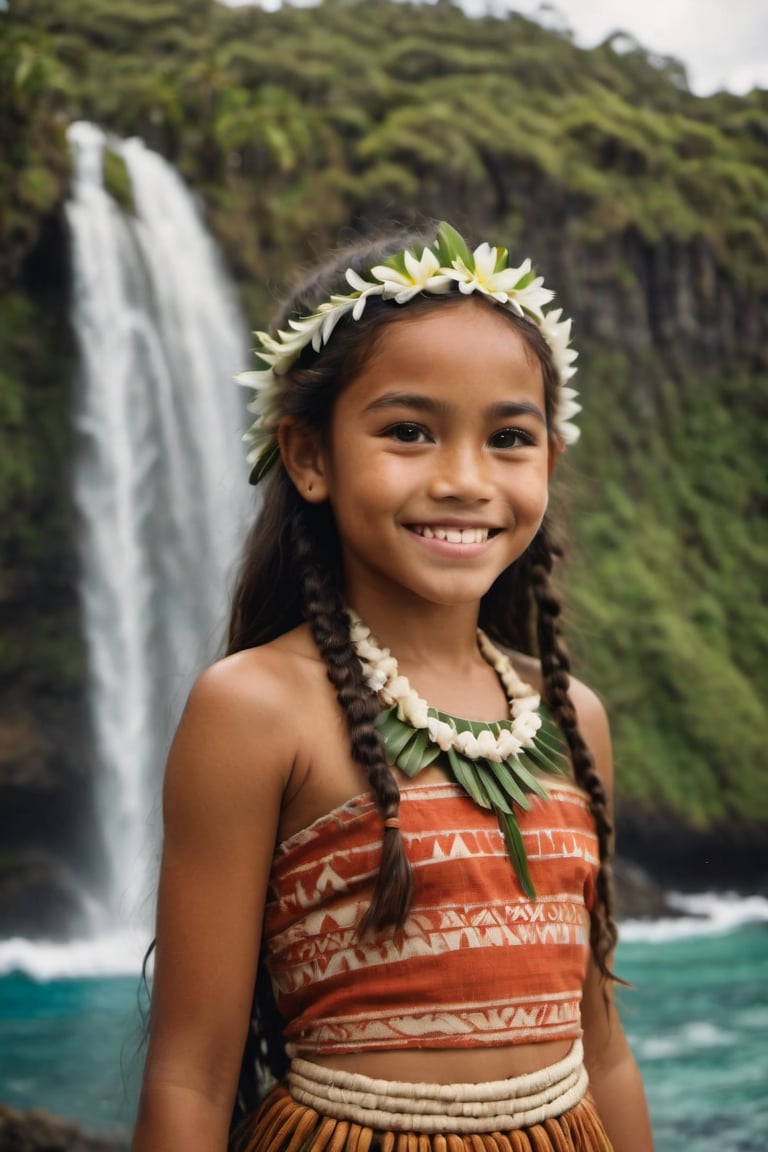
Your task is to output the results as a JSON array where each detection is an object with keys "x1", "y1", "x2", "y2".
[{"x1": 65, "y1": 121, "x2": 252, "y2": 935}]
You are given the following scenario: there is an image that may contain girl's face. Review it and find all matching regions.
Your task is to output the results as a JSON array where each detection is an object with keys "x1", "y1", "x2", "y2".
[{"x1": 299, "y1": 299, "x2": 556, "y2": 613}]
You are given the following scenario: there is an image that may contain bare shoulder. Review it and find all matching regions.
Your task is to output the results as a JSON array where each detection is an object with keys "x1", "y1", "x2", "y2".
[
  {"x1": 163, "y1": 624, "x2": 323, "y2": 816},
  {"x1": 185, "y1": 626, "x2": 317, "y2": 728},
  {"x1": 567, "y1": 674, "x2": 614, "y2": 795},
  {"x1": 567, "y1": 675, "x2": 611, "y2": 743}
]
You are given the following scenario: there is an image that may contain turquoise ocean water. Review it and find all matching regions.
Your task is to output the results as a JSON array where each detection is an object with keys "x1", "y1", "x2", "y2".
[{"x1": 0, "y1": 893, "x2": 766, "y2": 1150}]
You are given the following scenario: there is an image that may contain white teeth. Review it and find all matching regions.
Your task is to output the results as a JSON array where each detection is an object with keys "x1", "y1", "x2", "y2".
[{"x1": 414, "y1": 526, "x2": 490, "y2": 544}]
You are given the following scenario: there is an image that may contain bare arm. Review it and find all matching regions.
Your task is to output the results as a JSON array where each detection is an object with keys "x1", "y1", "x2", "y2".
[
  {"x1": 132, "y1": 653, "x2": 293, "y2": 1152},
  {"x1": 572, "y1": 680, "x2": 655, "y2": 1152},
  {"x1": 582, "y1": 958, "x2": 655, "y2": 1151}
]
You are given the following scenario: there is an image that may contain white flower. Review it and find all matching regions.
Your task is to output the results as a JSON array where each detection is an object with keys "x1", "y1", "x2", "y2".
[
  {"x1": 538, "y1": 308, "x2": 581, "y2": 445},
  {"x1": 540, "y1": 310, "x2": 578, "y2": 385},
  {"x1": 456, "y1": 729, "x2": 479, "y2": 757},
  {"x1": 511, "y1": 694, "x2": 540, "y2": 717},
  {"x1": 445, "y1": 245, "x2": 514, "y2": 302},
  {"x1": 404, "y1": 693, "x2": 430, "y2": 729},
  {"x1": 514, "y1": 275, "x2": 555, "y2": 321},
  {"x1": 236, "y1": 367, "x2": 274, "y2": 392},
  {"x1": 396, "y1": 689, "x2": 428, "y2": 728},
  {"x1": 497, "y1": 729, "x2": 523, "y2": 758},
  {"x1": 355, "y1": 638, "x2": 384, "y2": 662},
  {"x1": 388, "y1": 676, "x2": 412, "y2": 701},
  {"x1": 475, "y1": 729, "x2": 501, "y2": 761},
  {"x1": 366, "y1": 668, "x2": 388, "y2": 693},
  {"x1": 427, "y1": 716, "x2": 456, "y2": 751},
  {"x1": 371, "y1": 247, "x2": 453, "y2": 303},
  {"x1": 378, "y1": 656, "x2": 398, "y2": 678},
  {"x1": 515, "y1": 711, "x2": 543, "y2": 744},
  {"x1": 344, "y1": 269, "x2": 386, "y2": 318},
  {"x1": 559, "y1": 386, "x2": 581, "y2": 421},
  {"x1": 445, "y1": 246, "x2": 556, "y2": 319}
]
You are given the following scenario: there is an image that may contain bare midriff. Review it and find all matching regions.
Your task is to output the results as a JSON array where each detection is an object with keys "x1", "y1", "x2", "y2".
[{"x1": 307, "y1": 1038, "x2": 574, "y2": 1084}]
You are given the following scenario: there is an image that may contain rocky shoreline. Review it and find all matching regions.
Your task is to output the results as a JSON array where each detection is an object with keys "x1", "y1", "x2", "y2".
[
  {"x1": 613, "y1": 857, "x2": 679, "y2": 921},
  {"x1": 0, "y1": 1105, "x2": 123, "y2": 1152}
]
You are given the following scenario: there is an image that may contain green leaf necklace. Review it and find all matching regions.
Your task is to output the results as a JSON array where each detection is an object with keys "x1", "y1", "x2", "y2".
[{"x1": 348, "y1": 612, "x2": 567, "y2": 899}]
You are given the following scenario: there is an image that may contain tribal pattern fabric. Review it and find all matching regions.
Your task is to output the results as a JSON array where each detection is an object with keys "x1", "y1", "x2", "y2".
[{"x1": 264, "y1": 780, "x2": 599, "y2": 1057}]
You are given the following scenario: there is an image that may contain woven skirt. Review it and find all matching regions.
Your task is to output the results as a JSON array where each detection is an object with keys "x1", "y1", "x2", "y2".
[{"x1": 232, "y1": 1042, "x2": 614, "y2": 1152}]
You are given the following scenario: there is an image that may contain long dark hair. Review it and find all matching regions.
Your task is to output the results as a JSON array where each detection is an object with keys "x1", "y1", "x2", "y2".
[{"x1": 226, "y1": 227, "x2": 619, "y2": 1123}]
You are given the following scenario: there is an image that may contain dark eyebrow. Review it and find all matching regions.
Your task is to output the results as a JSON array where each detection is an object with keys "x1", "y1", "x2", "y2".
[
  {"x1": 486, "y1": 401, "x2": 546, "y2": 425},
  {"x1": 363, "y1": 392, "x2": 449, "y2": 415},
  {"x1": 363, "y1": 392, "x2": 546, "y2": 424}
]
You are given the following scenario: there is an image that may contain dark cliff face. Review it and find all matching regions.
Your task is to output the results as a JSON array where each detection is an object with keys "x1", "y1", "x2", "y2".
[
  {"x1": 617, "y1": 808, "x2": 768, "y2": 893},
  {"x1": 512, "y1": 213, "x2": 767, "y2": 378}
]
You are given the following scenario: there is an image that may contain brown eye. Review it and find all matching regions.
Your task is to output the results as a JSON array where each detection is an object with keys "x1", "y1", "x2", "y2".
[
  {"x1": 385, "y1": 423, "x2": 430, "y2": 443},
  {"x1": 489, "y1": 427, "x2": 534, "y2": 450}
]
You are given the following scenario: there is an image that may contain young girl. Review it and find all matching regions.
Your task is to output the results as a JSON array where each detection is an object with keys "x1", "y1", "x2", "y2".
[{"x1": 132, "y1": 222, "x2": 654, "y2": 1152}]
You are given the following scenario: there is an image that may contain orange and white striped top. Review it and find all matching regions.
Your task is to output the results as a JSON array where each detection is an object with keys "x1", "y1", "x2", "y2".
[{"x1": 263, "y1": 779, "x2": 599, "y2": 1056}]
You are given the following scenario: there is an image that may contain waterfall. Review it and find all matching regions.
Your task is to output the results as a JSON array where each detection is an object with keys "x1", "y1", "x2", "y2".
[{"x1": 65, "y1": 122, "x2": 251, "y2": 931}]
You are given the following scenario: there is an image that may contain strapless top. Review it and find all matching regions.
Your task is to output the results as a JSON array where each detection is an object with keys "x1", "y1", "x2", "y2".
[{"x1": 263, "y1": 779, "x2": 598, "y2": 1056}]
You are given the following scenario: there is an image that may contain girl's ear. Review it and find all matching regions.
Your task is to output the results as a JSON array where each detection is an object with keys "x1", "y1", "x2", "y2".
[{"x1": 278, "y1": 418, "x2": 330, "y2": 503}]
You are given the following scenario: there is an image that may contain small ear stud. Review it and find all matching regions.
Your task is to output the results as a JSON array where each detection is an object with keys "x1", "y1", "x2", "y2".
[{"x1": 307, "y1": 482, "x2": 314, "y2": 494}]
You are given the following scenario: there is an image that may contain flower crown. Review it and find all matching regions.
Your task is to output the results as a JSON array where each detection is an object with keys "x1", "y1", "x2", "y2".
[{"x1": 237, "y1": 222, "x2": 580, "y2": 483}]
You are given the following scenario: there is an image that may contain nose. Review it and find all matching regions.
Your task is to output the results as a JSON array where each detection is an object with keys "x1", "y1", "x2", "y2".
[{"x1": 426, "y1": 442, "x2": 495, "y2": 503}]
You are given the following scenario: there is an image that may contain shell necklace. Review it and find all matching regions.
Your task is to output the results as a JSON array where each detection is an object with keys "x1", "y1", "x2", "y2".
[{"x1": 348, "y1": 611, "x2": 566, "y2": 898}]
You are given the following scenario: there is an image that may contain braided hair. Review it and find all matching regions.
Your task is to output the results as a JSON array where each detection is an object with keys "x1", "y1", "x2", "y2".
[
  {"x1": 227, "y1": 227, "x2": 619, "y2": 1123},
  {"x1": 528, "y1": 525, "x2": 619, "y2": 976}
]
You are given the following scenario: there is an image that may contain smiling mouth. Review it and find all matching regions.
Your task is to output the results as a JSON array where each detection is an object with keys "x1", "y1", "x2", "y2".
[{"x1": 408, "y1": 525, "x2": 499, "y2": 544}]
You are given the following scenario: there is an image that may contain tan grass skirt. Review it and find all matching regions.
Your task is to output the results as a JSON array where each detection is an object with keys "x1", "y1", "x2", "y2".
[{"x1": 232, "y1": 1044, "x2": 613, "y2": 1152}]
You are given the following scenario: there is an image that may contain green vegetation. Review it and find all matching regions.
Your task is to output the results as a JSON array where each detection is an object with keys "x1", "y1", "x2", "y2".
[
  {"x1": 565, "y1": 352, "x2": 768, "y2": 825},
  {"x1": 0, "y1": 268, "x2": 84, "y2": 694},
  {"x1": 1, "y1": 0, "x2": 766, "y2": 838}
]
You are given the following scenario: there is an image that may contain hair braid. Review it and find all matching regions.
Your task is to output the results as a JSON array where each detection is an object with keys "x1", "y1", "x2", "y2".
[
  {"x1": 527, "y1": 525, "x2": 619, "y2": 981},
  {"x1": 292, "y1": 512, "x2": 415, "y2": 936}
]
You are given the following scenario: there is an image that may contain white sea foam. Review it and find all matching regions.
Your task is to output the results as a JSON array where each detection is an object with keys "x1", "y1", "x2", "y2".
[
  {"x1": 620, "y1": 891, "x2": 768, "y2": 943},
  {"x1": 0, "y1": 930, "x2": 148, "y2": 981},
  {"x1": 639, "y1": 1019, "x2": 740, "y2": 1061}
]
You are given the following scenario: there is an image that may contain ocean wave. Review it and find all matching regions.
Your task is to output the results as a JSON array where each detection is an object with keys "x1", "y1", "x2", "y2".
[
  {"x1": 638, "y1": 1019, "x2": 740, "y2": 1061},
  {"x1": 0, "y1": 930, "x2": 149, "y2": 980},
  {"x1": 620, "y1": 891, "x2": 768, "y2": 942}
]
